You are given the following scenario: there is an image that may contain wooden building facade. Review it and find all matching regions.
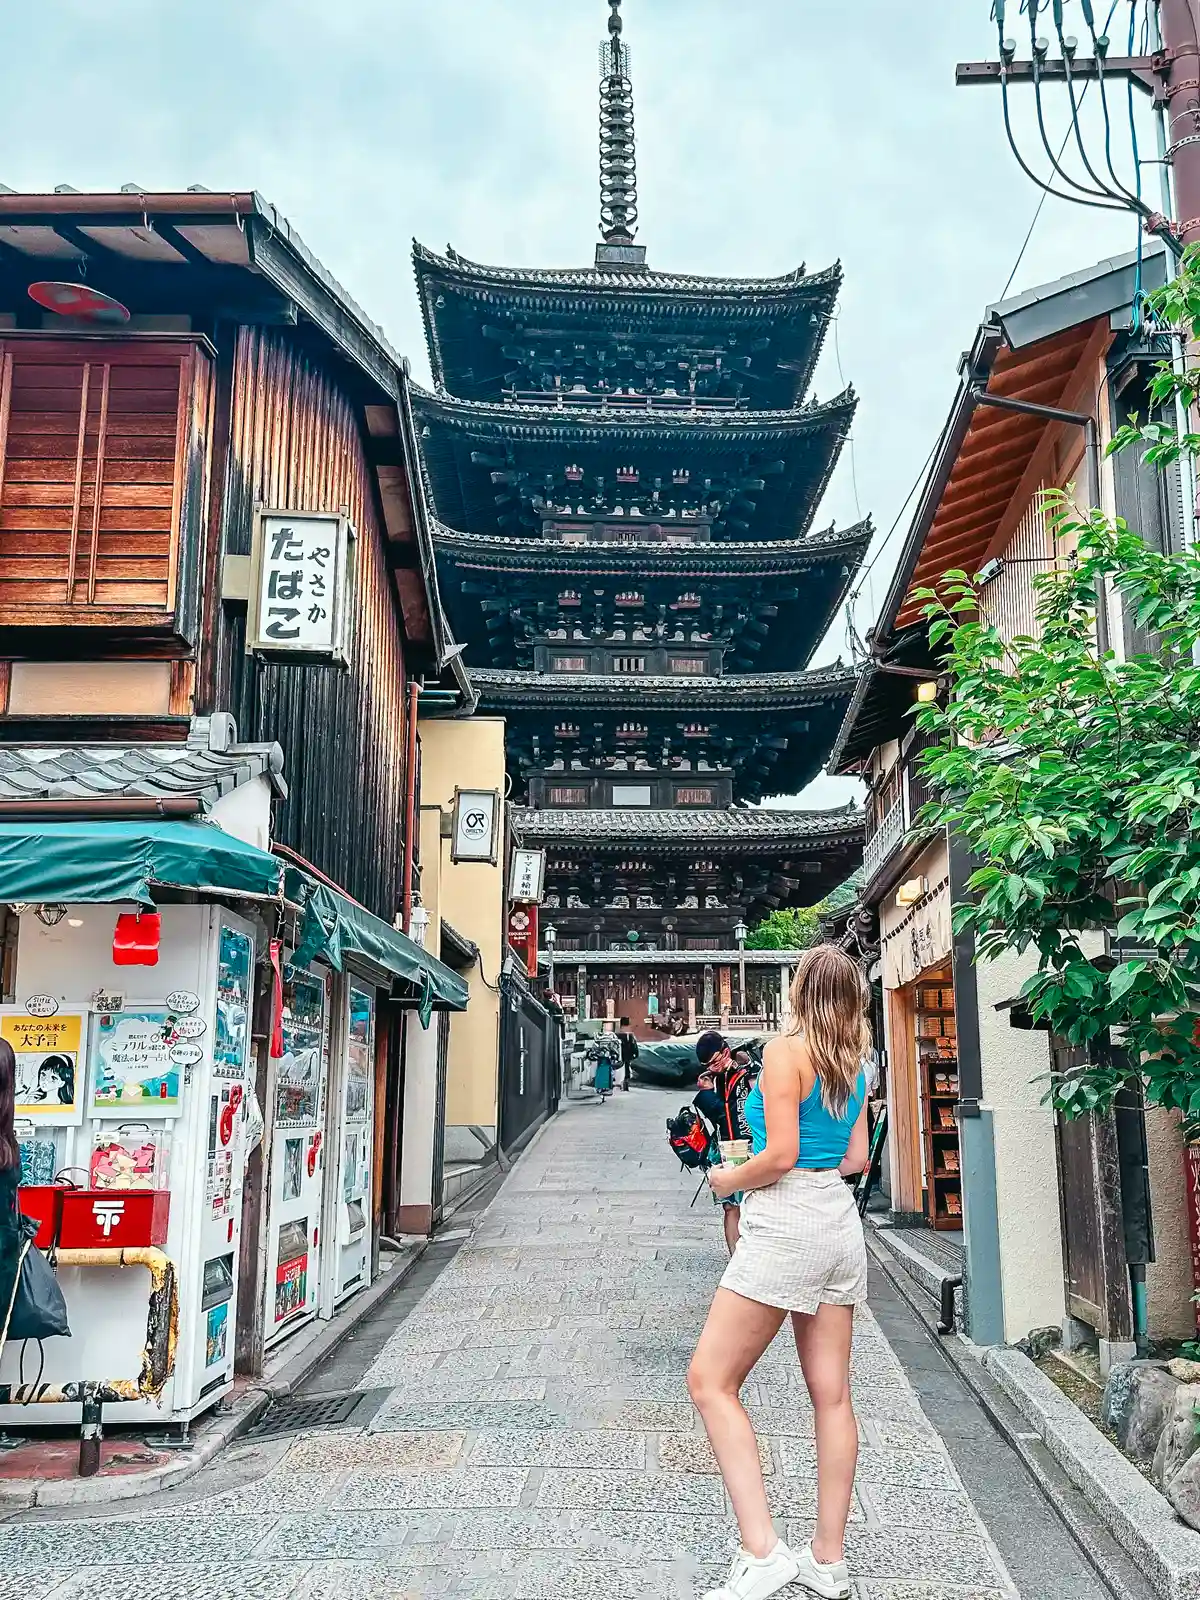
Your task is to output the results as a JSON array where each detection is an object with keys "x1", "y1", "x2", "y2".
[{"x1": 0, "y1": 191, "x2": 471, "y2": 1411}]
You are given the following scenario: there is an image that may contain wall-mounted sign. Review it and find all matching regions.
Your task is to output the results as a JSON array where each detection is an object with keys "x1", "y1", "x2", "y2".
[
  {"x1": 509, "y1": 849, "x2": 546, "y2": 905},
  {"x1": 1, "y1": 1011, "x2": 85, "y2": 1124},
  {"x1": 23, "y1": 995, "x2": 59, "y2": 1018},
  {"x1": 165, "y1": 990, "x2": 200, "y2": 1015},
  {"x1": 507, "y1": 904, "x2": 539, "y2": 979},
  {"x1": 93, "y1": 992, "x2": 125, "y2": 1016},
  {"x1": 248, "y1": 510, "x2": 355, "y2": 664},
  {"x1": 451, "y1": 789, "x2": 499, "y2": 864}
]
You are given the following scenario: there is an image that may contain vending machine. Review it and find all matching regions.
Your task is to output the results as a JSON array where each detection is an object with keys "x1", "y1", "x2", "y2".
[
  {"x1": 2, "y1": 902, "x2": 258, "y2": 1426},
  {"x1": 323, "y1": 981, "x2": 375, "y2": 1310},
  {"x1": 262, "y1": 965, "x2": 329, "y2": 1347}
]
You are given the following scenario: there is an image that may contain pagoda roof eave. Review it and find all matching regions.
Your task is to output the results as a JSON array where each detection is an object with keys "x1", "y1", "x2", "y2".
[
  {"x1": 511, "y1": 805, "x2": 864, "y2": 851},
  {"x1": 413, "y1": 386, "x2": 856, "y2": 543},
  {"x1": 411, "y1": 385, "x2": 857, "y2": 443},
  {"x1": 469, "y1": 664, "x2": 856, "y2": 711},
  {"x1": 431, "y1": 518, "x2": 873, "y2": 573},
  {"x1": 414, "y1": 238, "x2": 843, "y2": 301}
]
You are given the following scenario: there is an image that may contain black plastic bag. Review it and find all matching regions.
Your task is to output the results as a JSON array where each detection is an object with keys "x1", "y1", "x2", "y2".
[{"x1": 6, "y1": 1215, "x2": 70, "y2": 1342}]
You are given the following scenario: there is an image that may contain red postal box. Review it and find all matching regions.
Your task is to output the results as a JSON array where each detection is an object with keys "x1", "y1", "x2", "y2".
[
  {"x1": 17, "y1": 1185, "x2": 64, "y2": 1248},
  {"x1": 59, "y1": 1189, "x2": 170, "y2": 1250}
]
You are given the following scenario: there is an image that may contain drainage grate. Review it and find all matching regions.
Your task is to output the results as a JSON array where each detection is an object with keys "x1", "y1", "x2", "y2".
[{"x1": 247, "y1": 1387, "x2": 389, "y2": 1440}]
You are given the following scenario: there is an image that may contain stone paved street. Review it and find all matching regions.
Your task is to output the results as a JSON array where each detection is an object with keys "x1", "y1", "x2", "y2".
[{"x1": 0, "y1": 1090, "x2": 1021, "y2": 1599}]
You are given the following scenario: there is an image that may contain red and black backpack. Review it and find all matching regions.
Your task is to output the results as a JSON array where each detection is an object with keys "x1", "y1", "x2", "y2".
[{"x1": 666, "y1": 1106, "x2": 711, "y2": 1171}]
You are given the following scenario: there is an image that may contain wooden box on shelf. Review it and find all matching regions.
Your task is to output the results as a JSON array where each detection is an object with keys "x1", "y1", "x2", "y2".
[{"x1": 916, "y1": 976, "x2": 962, "y2": 1231}]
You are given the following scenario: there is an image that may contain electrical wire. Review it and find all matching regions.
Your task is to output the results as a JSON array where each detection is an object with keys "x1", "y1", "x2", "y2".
[
  {"x1": 831, "y1": 315, "x2": 863, "y2": 522},
  {"x1": 1035, "y1": 3, "x2": 1129, "y2": 202},
  {"x1": 846, "y1": 427, "x2": 947, "y2": 647}
]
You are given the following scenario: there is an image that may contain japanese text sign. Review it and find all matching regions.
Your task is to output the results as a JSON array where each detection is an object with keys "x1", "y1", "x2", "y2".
[
  {"x1": 509, "y1": 849, "x2": 546, "y2": 904},
  {"x1": 250, "y1": 511, "x2": 355, "y2": 662}
]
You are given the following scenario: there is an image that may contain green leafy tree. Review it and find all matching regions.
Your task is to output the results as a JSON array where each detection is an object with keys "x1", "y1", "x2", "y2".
[
  {"x1": 745, "y1": 905, "x2": 825, "y2": 951},
  {"x1": 913, "y1": 248, "x2": 1200, "y2": 1120}
]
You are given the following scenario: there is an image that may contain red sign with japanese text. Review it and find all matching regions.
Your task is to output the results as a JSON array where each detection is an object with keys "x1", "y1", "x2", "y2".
[{"x1": 507, "y1": 903, "x2": 538, "y2": 979}]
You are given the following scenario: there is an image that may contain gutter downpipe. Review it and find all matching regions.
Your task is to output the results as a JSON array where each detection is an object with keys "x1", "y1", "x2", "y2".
[
  {"x1": 401, "y1": 678, "x2": 421, "y2": 936},
  {"x1": 967, "y1": 388, "x2": 1108, "y2": 654},
  {"x1": 0, "y1": 797, "x2": 202, "y2": 820}
]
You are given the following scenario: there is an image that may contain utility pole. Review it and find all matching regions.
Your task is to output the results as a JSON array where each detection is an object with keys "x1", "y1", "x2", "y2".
[{"x1": 1159, "y1": 0, "x2": 1200, "y2": 247}]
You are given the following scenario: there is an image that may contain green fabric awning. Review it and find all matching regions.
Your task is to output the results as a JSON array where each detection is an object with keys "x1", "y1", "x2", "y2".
[
  {"x1": 285, "y1": 871, "x2": 468, "y2": 1014},
  {"x1": 0, "y1": 818, "x2": 468, "y2": 1018},
  {"x1": 0, "y1": 818, "x2": 285, "y2": 907}
]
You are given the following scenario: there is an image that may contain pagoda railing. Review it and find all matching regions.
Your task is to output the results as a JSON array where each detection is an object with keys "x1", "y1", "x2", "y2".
[{"x1": 508, "y1": 388, "x2": 749, "y2": 413}]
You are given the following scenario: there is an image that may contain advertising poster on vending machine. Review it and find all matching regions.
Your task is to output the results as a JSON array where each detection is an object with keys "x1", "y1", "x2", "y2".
[
  {"x1": 90, "y1": 1010, "x2": 182, "y2": 1115},
  {"x1": 214, "y1": 926, "x2": 252, "y2": 1078},
  {"x1": 345, "y1": 987, "x2": 373, "y2": 1123},
  {"x1": 277, "y1": 977, "x2": 324, "y2": 1125},
  {"x1": 1, "y1": 1011, "x2": 86, "y2": 1123}
]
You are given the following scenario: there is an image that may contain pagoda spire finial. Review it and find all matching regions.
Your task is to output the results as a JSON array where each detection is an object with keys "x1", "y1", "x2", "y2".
[{"x1": 598, "y1": 0, "x2": 640, "y2": 252}]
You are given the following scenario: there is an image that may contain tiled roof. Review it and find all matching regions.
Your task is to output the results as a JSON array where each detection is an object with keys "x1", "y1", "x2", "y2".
[
  {"x1": 414, "y1": 240, "x2": 843, "y2": 299},
  {"x1": 471, "y1": 664, "x2": 856, "y2": 707},
  {"x1": 433, "y1": 519, "x2": 873, "y2": 566},
  {"x1": 0, "y1": 733, "x2": 287, "y2": 806},
  {"x1": 512, "y1": 806, "x2": 863, "y2": 845},
  {"x1": 412, "y1": 384, "x2": 857, "y2": 442}
]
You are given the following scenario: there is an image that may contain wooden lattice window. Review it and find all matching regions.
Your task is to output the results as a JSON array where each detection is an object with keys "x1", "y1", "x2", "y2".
[
  {"x1": 669, "y1": 657, "x2": 706, "y2": 675},
  {"x1": 0, "y1": 338, "x2": 208, "y2": 623},
  {"x1": 551, "y1": 655, "x2": 588, "y2": 672},
  {"x1": 611, "y1": 656, "x2": 646, "y2": 673},
  {"x1": 547, "y1": 786, "x2": 590, "y2": 807},
  {"x1": 676, "y1": 786, "x2": 715, "y2": 806}
]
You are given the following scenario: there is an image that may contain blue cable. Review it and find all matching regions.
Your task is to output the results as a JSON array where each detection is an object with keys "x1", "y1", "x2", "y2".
[{"x1": 1128, "y1": 0, "x2": 1144, "y2": 333}]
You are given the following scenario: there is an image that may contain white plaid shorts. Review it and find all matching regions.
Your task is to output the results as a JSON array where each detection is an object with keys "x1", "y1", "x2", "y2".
[{"x1": 720, "y1": 1167, "x2": 868, "y2": 1314}]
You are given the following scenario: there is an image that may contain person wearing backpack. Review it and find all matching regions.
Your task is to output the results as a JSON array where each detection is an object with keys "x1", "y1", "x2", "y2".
[{"x1": 696, "y1": 1033, "x2": 753, "y2": 1257}]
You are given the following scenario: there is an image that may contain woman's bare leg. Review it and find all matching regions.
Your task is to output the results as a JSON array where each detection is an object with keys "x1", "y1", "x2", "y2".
[
  {"x1": 688, "y1": 1287, "x2": 786, "y2": 1558},
  {"x1": 791, "y1": 1303, "x2": 857, "y2": 1563}
]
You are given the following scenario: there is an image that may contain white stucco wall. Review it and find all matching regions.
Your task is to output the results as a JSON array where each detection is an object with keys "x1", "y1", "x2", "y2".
[{"x1": 975, "y1": 948, "x2": 1065, "y2": 1341}]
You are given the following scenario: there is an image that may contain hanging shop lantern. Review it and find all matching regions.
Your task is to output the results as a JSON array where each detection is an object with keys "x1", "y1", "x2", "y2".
[{"x1": 112, "y1": 909, "x2": 161, "y2": 966}]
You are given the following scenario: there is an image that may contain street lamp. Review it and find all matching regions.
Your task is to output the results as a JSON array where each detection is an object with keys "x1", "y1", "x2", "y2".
[
  {"x1": 734, "y1": 919, "x2": 748, "y2": 1017},
  {"x1": 545, "y1": 922, "x2": 558, "y2": 994}
]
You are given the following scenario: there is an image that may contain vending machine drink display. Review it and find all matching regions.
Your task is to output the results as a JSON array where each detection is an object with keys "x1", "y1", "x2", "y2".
[
  {"x1": 325, "y1": 983, "x2": 375, "y2": 1308},
  {"x1": 0, "y1": 903, "x2": 258, "y2": 1427},
  {"x1": 263, "y1": 968, "x2": 328, "y2": 1346}
]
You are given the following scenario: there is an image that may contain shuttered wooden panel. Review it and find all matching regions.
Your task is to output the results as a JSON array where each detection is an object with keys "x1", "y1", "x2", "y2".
[{"x1": 0, "y1": 338, "x2": 206, "y2": 621}]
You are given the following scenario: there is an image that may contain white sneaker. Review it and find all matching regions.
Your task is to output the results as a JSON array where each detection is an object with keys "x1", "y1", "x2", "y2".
[
  {"x1": 792, "y1": 1539, "x2": 851, "y2": 1599},
  {"x1": 703, "y1": 1539, "x2": 801, "y2": 1600}
]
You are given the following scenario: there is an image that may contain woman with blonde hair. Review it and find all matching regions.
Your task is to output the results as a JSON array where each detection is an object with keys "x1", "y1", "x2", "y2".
[{"x1": 687, "y1": 945, "x2": 871, "y2": 1600}]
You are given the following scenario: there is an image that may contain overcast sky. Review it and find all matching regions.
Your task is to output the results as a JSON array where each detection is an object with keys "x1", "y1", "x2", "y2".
[{"x1": 0, "y1": 0, "x2": 1155, "y2": 805}]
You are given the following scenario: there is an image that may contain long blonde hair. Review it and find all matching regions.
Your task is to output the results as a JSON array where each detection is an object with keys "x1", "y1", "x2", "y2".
[{"x1": 787, "y1": 944, "x2": 871, "y2": 1119}]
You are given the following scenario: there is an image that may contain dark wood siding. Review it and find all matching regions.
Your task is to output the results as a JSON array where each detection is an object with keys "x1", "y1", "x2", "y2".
[
  {"x1": 217, "y1": 326, "x2": 408, "y2": 922},
  {"x1": 0, "y1": 337, "x2": 211, "y2": 632}
]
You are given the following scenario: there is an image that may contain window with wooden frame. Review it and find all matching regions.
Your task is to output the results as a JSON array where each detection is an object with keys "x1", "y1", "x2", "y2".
[{"x1": 0, "y1": 337, "x2": 210, "y2": 626}]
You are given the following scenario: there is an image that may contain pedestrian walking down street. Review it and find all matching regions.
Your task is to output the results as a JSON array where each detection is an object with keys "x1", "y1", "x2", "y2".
[
  {"x1": 0, "y1": 1041, "x2": 23, "y2": 1334},
  {"x1": 616, "y1": 1016, "x2": 638, "y2": 1090},
  {"x1": 687, "y1": 947, "x2": 871, "y2": 1600}
]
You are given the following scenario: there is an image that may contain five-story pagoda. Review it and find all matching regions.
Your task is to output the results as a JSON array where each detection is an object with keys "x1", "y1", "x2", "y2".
[{"x1": 413, "y1": 0, "x2": 866, "y2": 1035}]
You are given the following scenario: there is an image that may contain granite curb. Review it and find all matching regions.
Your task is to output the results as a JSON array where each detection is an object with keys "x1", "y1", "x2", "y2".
[
  {"x1": 866, "y1": 1226, "x2": 1195, "y2": 1600},
  {"x1": 0, "y1": 1240, "x2": 427, "y2": 1513},
  {"x1": 984, "y1": 1345, "x2": 1200, "y2": 1600}
]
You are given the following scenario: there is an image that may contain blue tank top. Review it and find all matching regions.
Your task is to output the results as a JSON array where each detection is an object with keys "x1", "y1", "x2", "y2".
[{"x1": 744, "y1": 1066, "x2": 867, "y2": 1168}]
